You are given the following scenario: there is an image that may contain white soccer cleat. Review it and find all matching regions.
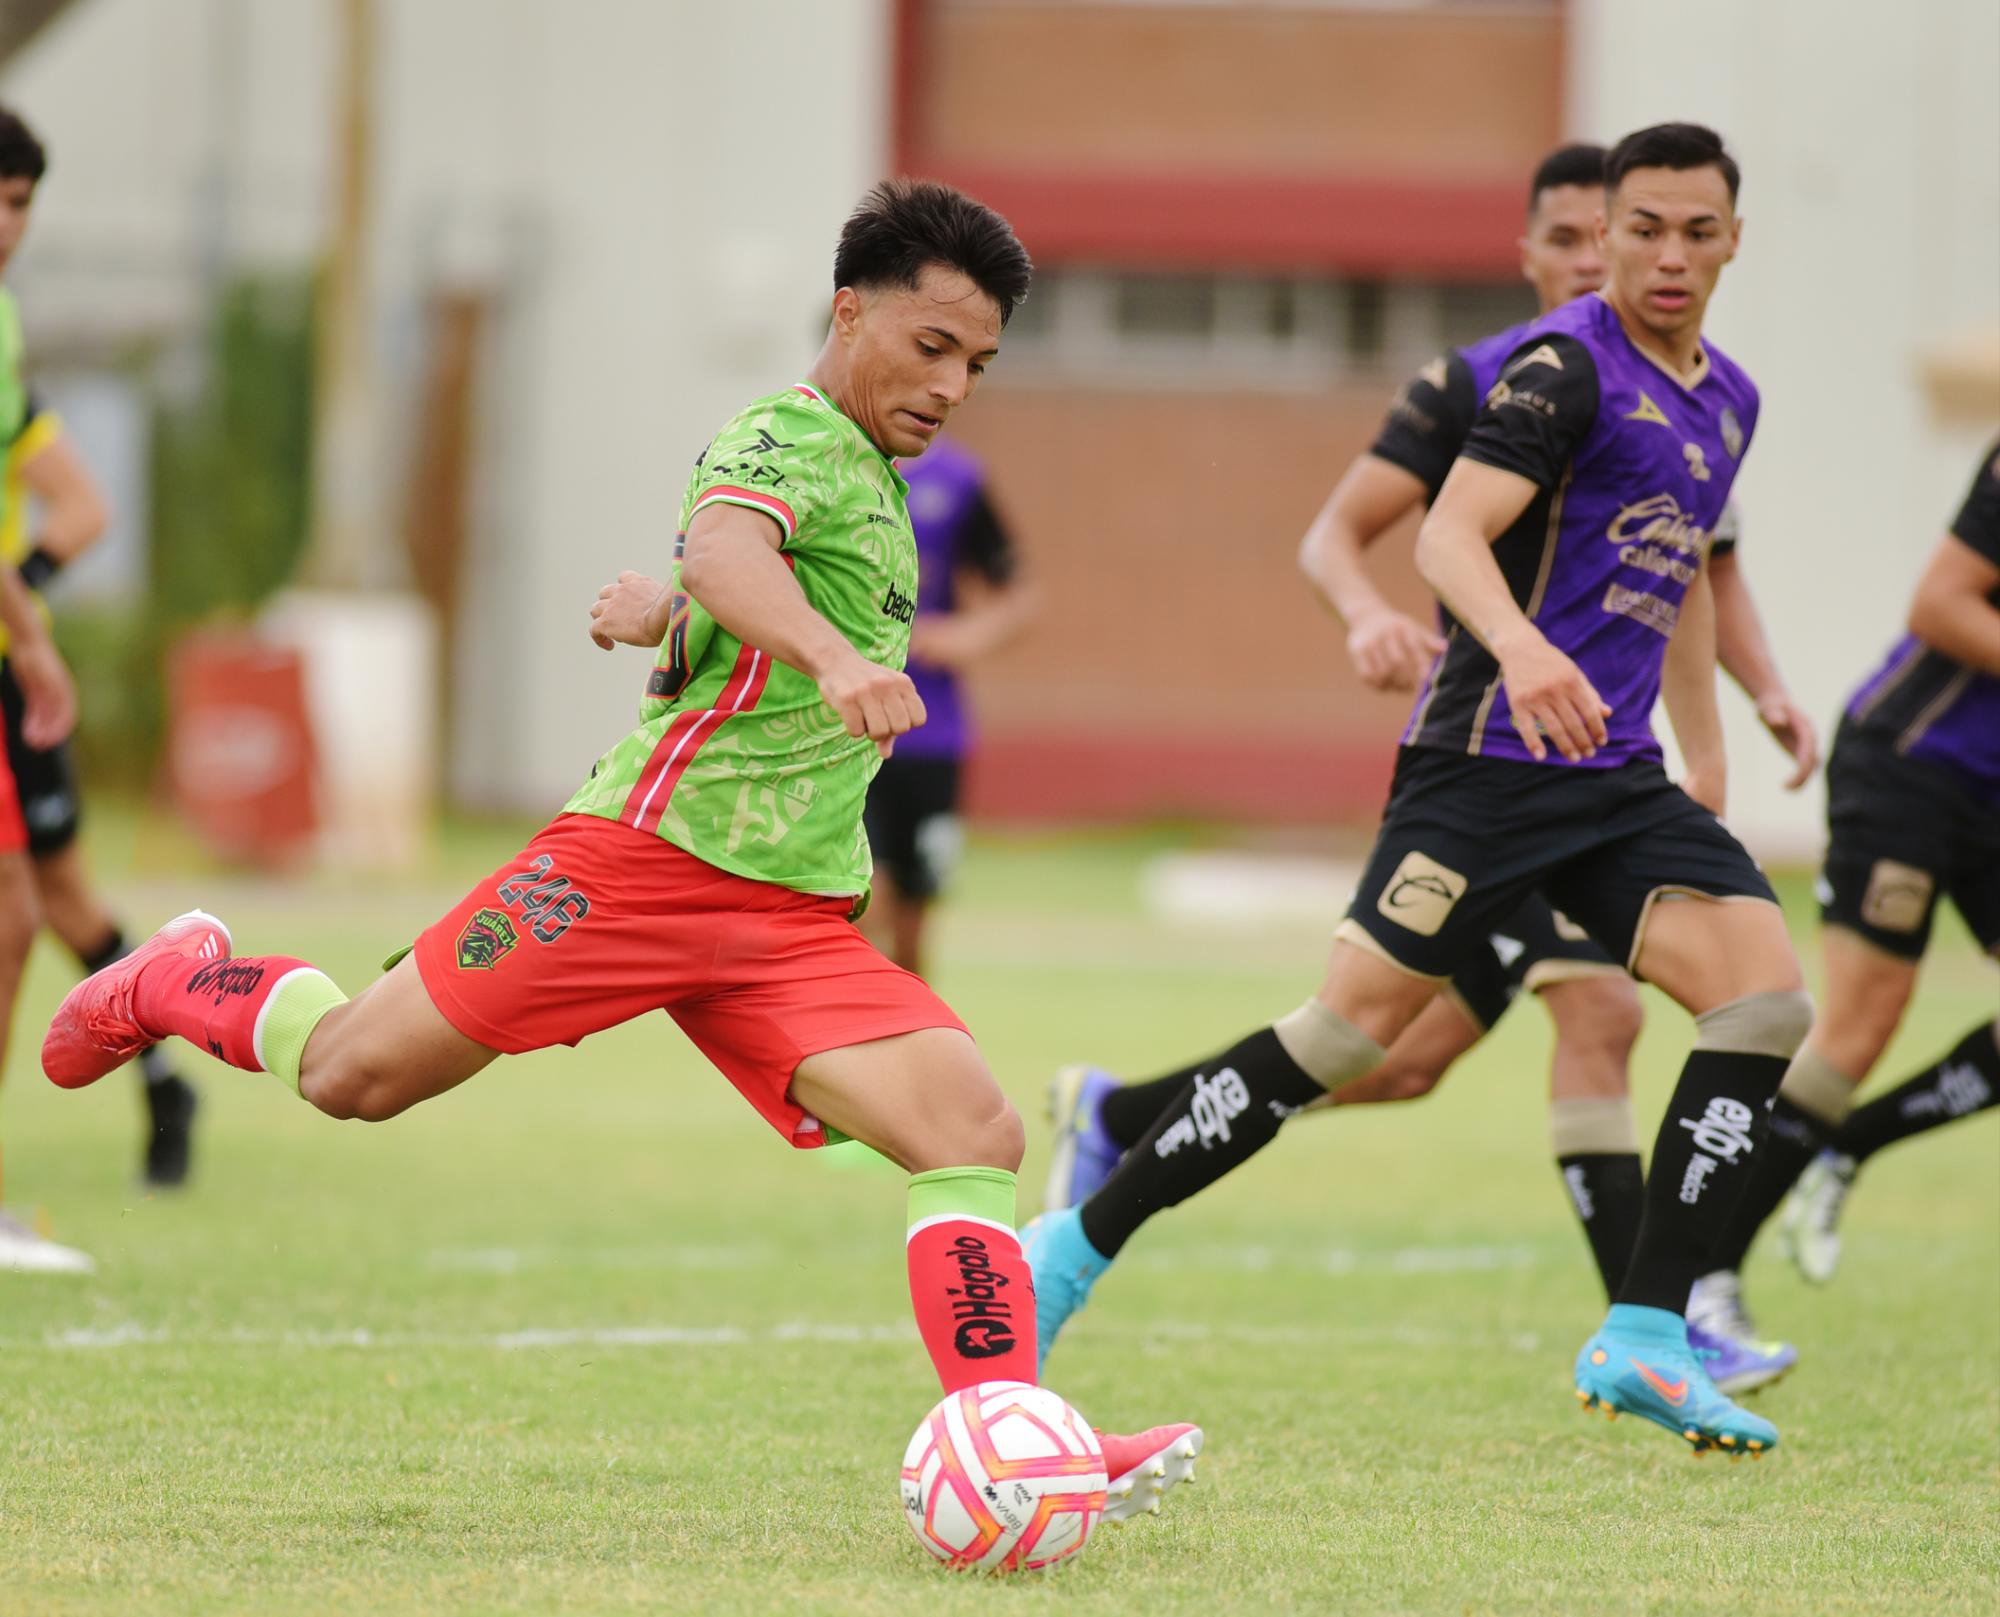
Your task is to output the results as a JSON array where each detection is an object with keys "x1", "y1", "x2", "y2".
[
  {"x1": 1687, "y1": 1268, "x2": 1761, "y2": 1347},
  {"x1": 1779, "y1": 1151, "x2": 1857, "y2": 1285},
  {"x1": 0, "y1": 1210, "x2": 95, "y2": 1275},
  {"x1": 1098, "y1": 1423, "x2": 1203, "y2": 1522}
]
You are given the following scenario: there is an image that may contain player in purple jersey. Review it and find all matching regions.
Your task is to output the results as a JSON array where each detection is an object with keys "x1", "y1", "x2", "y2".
[
  {"x1": 1045, "y1": 142, "x2": 1805, "y2": 1396},
  {"x1": 1686, "y1": 440, "x2": 1999, "y2": 1312},
  {"x1": 863, "y1": 439, "x2": 1034, "y2": 978},
  {"x1": 1029, "y1": 124, "x2": 1806, "y2": 1458}
]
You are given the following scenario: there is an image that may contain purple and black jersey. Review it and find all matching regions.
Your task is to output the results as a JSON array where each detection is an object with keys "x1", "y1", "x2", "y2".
[
  {"x1": 897, "y1": 439, "x2": 1019, "y2": 760},
  {"x1": 1399, "y1": 293, "x2": 1758, "y2": 768},
  {"x1": 1843, "y1": 439, "x2": 2000, "y2": 801}
]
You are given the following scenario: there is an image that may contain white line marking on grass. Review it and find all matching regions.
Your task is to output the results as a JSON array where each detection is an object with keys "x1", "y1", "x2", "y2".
[
  {"x1": 1132, "y1": 1242, "x2": 1543, "y2": 1276},
  {"x1": 424, "y1": 1244, "x2": 776, "y2": 1274},
  {"x1": 36, "y1": 1319, "x2": 1547, "y2": 1354}
]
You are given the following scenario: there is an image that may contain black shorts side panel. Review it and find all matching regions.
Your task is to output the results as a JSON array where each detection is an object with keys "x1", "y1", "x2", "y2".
[
  {"x1": 862, "y1": 754, "x2": 963, "y2": 901},
  {"x1": 1447, "y1": 892, "x2": 1622, "y2": 1031},
  {"x1": 1820, "y1": 718, "x2": 2000, "y2": 958},
  {"x1": 0, "y1": 659, "x2": 83, "y2": 856}
]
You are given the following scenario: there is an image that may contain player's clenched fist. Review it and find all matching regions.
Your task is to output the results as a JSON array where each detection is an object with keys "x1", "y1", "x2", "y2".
[
  {"x1": 1496, "y1": 626, "x2": 1611, "y2": 763},
  {"x1": 590, "y1": 570, "x2": 670, "y2": 650},
  {"x1": 1345, "y1": 607, "x2": 1447, "y2": 692},
  {"x1": 815, "y1": 649, "x2": 927, "y2": 759}
]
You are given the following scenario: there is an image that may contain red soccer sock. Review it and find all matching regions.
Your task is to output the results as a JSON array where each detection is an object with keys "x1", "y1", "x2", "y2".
[
  {"x1": 906, "y1": 1167, "x2": 1039, "y2": 1392},
  {"x1": 136, "y1": 954, "x2": 327, "y2": 1073}
]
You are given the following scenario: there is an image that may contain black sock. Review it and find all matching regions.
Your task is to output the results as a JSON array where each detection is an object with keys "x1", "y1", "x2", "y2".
[
  {"x1": 138, "y1": 1044, "x2": 181, "y2": 1089},
  {"x1": 1556, "y1": 1152, "x2": 1645, "y2": 1301},
  {"x1": 1079, "y1": 1027, "x2": 1326, "y2": 1258},
  {"x1": 1098, "y1": 1068, "x2": 1204, "y2": 1150},
  {"x1": 79, "y1": 928, "x2": 127, "y2": 977},
  {"x1": 1703, "y1": 1095, "x2": 1829, "y2": 1275},
  {"x1": 1834, "y1": 1020, "x2": 2000, "y2": 1165},
  {"x1": 1618, "y1": 1050, "x2": 1792, "y2": 1312}
]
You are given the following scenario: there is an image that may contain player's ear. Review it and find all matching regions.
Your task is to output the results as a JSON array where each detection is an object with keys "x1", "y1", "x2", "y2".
[
  {"x1": 1725, "y1": 215, "x2": 1743, "y2": 263},
  {"x1": 830, "y1": 285, "x2": 864, "y2": 344}
]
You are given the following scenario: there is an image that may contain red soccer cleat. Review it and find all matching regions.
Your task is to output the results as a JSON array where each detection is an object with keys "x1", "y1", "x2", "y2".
[
  {"x1": 43, "y1": 910, "x2": 232, "y2": 1090},
  {"x1": 1096, "y1": 1423, "x2": 1203, "y2": 1521}
]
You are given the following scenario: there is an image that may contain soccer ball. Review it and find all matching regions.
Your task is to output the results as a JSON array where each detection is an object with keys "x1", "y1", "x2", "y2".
[{"x1": 899, "y1": 1380, "x2": 1107, "y2": 1572}]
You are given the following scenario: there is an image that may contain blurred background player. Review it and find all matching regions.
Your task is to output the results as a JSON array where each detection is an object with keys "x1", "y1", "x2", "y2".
[
  {"x1": 1030, "y1": 123, "x2": 1810, "y2": 1458},
  {"x1": 863, "y1": 438, "x2": 1035, "y2": 978},
  {"x1": 1689, "y1": 439, "x2": 2000, "y2": 1322},
  {"x1": 0, "y1": 106, "x2": 198, "y2": 1190},
  {"x1": 1045, "y1": 141, "x2": 1811, "y2": 1394}
]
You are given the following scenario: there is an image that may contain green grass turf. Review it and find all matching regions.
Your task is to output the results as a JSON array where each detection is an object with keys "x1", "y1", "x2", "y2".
[{"x1": 1, "y1": 814, "x2": 1994, "y2": 1615}]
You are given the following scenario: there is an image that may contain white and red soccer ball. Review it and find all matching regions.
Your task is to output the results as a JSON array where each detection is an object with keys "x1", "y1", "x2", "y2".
[{"x1": 899, "y1": 1381, "x2": 1107, "y2": 1572}]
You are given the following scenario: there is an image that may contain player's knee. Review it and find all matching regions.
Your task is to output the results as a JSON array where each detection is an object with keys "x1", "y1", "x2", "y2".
[
  {"x1": 299, "y1": 1050, "x2": 414, "y2": 1124},
  {"x1": 1373, "y1": 1061, "x2": 1443, "y2": 1102},
  {"x1": 978, "y1": 1098, "x2": 1026, "y2": 1174},
  {"x1": 1554, "y1": 977, "x2": 1645, "y2": 1059},
  {"x1": 1694, "y1": 987, "x2": 1815, "y2": 1061}
]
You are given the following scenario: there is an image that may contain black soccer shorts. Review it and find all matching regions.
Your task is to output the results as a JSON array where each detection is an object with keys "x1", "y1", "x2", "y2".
[
  {"x1": 863, "y1": 753, "x2": 964, "y2": 902},
  {"x1": 1447, "y1": 891, "x2": 1625, "y2": 1032},
  {"x1": 1818, "y1": 717, "x2": 2000, "y2": 960},
  {"x1": 1339, "y1": 746, "x2": 1776, "y2": 982},
  {"x1": 0, "y1": 658, "x2": 83, "y2": 856}
]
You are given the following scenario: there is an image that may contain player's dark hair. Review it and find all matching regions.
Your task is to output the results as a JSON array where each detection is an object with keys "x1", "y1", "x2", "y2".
[
  {"x1": 1528, "y1": 143, "x2": 1606, "y2": 213},
  {"x1": 0, "y1": 105, "x2": 45, "y2": 184},
  {"x1": 834, "y1": 178, "x2": 1032, "y2": 327},
  {"x1": 1606, "y1": 122, "x2": 1739, "y2": 204}
]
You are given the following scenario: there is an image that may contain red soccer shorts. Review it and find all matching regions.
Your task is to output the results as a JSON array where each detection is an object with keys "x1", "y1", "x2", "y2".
[
  {"x1": 413, "y1": 812, "x2": 965, "y2": 1146},
  {"x1": 0, "y1": 734, "x2": 25, "y2": 855}
]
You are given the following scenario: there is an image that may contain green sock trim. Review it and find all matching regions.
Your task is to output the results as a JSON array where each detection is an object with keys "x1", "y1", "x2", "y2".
[
  {"x1": 258, "y1": 969, "x2": 349, "y2": 1095},
  {"x1": 907, "y1": 1166, "x2": 1017, "y2": 1231}
]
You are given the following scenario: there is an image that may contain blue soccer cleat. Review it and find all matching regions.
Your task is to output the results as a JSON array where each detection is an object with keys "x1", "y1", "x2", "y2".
[
  {"x1": 1021, "y1": 1205, "x2": 1111, "y2": 1374},
  {"x1": 1042, "y1": 1064, "x2": 1125, "y2": 1213},
  {"x1": 1574, "y1": 1304, "x2": 1780, "y2": 1459},
  {"x1": 1687, "y1": 1321, "x2": 1798, "y2": 1398}
]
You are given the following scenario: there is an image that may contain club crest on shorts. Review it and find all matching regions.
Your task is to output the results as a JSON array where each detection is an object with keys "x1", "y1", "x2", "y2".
[
  {"x1": 1860, "y1": 859, "x2": 1933, "y2": 934},
  {"x1": 456, "y1": 906, "x2": 520, "y2": 970},
  {"x1": 1375, "y1": 850, "x2": 1468, "y2": 937}
]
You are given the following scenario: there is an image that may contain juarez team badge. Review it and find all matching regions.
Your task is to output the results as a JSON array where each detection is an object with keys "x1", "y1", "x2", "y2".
[{"x1": 456, "y1": 907, "x2": 520, "y2": 970}]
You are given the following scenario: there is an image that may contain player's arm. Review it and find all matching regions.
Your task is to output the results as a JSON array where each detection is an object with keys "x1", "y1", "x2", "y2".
[
  {"x1": 679, "y1": 502, "x2": 924, "y2": 754},
  {"x1": 1906, "y1": 533, "x2": 2000, "y2": 676},
  {"x1": 1707, "y1": 546, "x2": 1816, "y2": 789},
  {"x1": 1414, "y1": 337, "x2": 1610, "y2": 762},
  {"x1": 1300, "y1": 354, "x2": 1469, "y2": 690},
  {"x1": 1297, "y1": 458, "x2": 1442, "y2": 690},
  {"x1": 16, "y1": 420, "x2": 111, "y2": 587},
  {"x1": 0, "y1": 563, "x2": 76, "y2": 747},
  {"x1": 1905, "y1": 449, "x2": 2000, "y2": 676},
  {"x1": 906, "y1": 487, "x2": 1037, "y2": 668},
  {"x1": 1661, "y1": 560, "x2": 1726, "y2": 814}
]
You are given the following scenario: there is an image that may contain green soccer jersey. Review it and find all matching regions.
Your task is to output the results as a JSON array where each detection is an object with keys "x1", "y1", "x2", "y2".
[{"x1": 564, "y1": 381, "x2": 916, "y2": 895}]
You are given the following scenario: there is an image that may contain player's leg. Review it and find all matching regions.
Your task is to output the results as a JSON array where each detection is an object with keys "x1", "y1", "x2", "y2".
[
  {"x1": 862, "y1": 752, "x2": 961, "y2": 979},
  {"x1": 1029, "y1": 747, "x2": 1551, "y2": 1370},
  {"x1": 1544, "y1": 775, "x2": 1808, "y2": 1455},
  {"x1": 687, "y1": 930, "x2": 1200, "y2": 1517},
  {"x1": 1539, "y1": 971, "x2": 1646, "y2": 1302},
  {"x1": 1696, "y1": 925, "x2": 1916, "y2": 1289},
  {"x1": 1781, "y1": 1015, "x2": 2000, "y2": 1284}
]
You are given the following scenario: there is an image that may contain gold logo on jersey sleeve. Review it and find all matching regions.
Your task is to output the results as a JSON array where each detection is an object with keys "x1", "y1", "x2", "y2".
[
  {"x1": 1720, "y1": 408, "x2": 1744, "y2": 458},
  {"x1": 1624, "y1": 392, "x2": 1673, "y2": 428},
  {"x1": 1418, "y1": 355, "x2": 1449, "y2": 391},
  {"x1": 1683, "y1": 443, "x2": 1711, "y2": 482},
  {"x1": 1507, "y1": 344, "x2": 1565, "y2": 376},
  {"x1": 1375, "y1": 850, "x2": 1469, "y2": 937}
]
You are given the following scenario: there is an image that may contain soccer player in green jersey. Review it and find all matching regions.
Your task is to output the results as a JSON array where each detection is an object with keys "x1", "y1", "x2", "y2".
[
  {"x1": 43, "y1": 180, "x2": 1201, "y2": 1514},
  {"x1": 0, "y1": 106, "x2": 201, "y2": 1193}
]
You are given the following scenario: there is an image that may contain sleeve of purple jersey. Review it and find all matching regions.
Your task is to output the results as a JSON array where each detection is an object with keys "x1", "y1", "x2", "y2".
[
  {"x1": 1947, "y1": 439, "x2": 2000, "y2": 568},
  {"x1": 1458, "y1": 334, "x2": 1600, "y2": 491}
]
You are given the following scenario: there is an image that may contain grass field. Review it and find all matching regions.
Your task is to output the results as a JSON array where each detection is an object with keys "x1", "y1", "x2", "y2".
[{"x1": 3, "y1": 815, "x2": 1995, "y2": 1616}]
